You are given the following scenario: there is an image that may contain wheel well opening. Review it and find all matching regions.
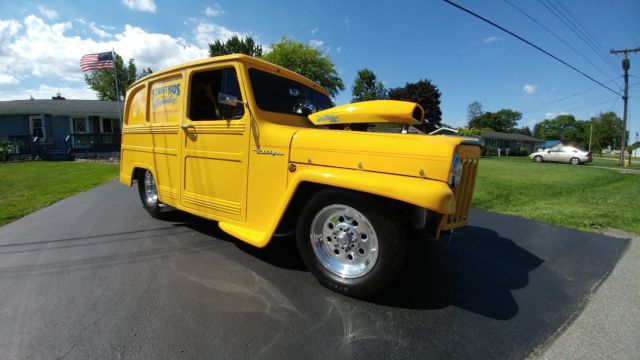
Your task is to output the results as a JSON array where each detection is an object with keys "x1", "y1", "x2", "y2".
[{"x1": 274, "y1": 182, "x2": 413, "y2": 235}]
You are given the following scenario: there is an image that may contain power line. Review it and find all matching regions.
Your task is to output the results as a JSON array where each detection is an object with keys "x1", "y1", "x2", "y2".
[
  {"x1": 565, "y1": 96, "x2": 618, "y2": 113},
  {"x1": 503, "y1": 0, "x2": 619, "y2": 85},
  {"x1": 538, "y1": 0, "x2": 619, "y2": 76},
  {"x1": 442, "y1": 0, "x2": 622, "y2": 97},
  {"x1": 548, "y1": 0, "x2": 619, "y2": 74},
  {"x1": 520, "y1": 77, "x2": 621, "y2": 114}
]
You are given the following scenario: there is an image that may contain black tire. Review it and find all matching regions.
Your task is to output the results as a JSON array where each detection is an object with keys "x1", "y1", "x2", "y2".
[
  {"x1": 137, "y1": 169, "x2": 165, "y2": 219},
  {"x1": 296, "y1": 189, "x2": 406, "y2": 298},
  {"x1": 570, "y1": 157, "x2": 580, "y2": 165},
  {"x1": 534, "y1": 155, "x2": 543, "y2": 162}
]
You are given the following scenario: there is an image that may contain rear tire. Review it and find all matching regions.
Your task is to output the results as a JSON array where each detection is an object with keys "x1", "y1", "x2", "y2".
[
  {"x1": 296, "y1": 189, "x2": 406, "y2": 298},
  {"x1": 570, "y1": 157, "x2": 580, "y2": 165},
  {"x1": 137, "y1": 170, "x2": 165, "y2": 219}
]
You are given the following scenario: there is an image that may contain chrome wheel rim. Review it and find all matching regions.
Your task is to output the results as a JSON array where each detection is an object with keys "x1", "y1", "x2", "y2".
[
  {"x1": 570, "y1": 158, "x2": 579, "y2": 165},
  {"x1": 310, "y1": 204, "x2": 379, "y2": 279},
  {"x1": 143, "y1": 171, "x2": 158, "y2": 206}
]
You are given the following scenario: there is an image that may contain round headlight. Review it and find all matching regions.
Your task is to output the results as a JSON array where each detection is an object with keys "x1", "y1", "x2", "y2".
[{"x1": 449, "y1": 153, "x2": 463, "y2": 188}]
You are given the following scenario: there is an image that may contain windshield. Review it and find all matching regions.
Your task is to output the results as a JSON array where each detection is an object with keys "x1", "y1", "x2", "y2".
[{"x1": 249, "y1": 68, "x2": 332, "y2": 116}]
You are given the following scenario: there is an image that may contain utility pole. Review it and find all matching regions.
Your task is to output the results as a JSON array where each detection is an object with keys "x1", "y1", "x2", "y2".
[{"x1": 610, "y1": 47, "x2": 640, "y2": 166}]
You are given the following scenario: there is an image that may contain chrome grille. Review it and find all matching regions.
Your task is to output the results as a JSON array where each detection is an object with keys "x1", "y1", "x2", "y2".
[{"x1": 438, "y1": 145, "x2": 480, "y2": 233}]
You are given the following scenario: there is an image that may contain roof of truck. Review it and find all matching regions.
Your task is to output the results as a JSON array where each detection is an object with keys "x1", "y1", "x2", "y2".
[{"x1": 129, "y1": 54, "x2": 329, "y2": 96}]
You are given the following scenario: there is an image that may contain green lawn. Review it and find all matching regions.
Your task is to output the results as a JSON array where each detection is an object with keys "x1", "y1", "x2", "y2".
[
  {"x1": 473, "y1": 157, "x2": 640, "y2": 234},
  {"x1": 587, "y1": 157, "x2": 640, "y2": 170},
  {"x1": 0, "y1": 161, "x2": 119, "y2": 226}
]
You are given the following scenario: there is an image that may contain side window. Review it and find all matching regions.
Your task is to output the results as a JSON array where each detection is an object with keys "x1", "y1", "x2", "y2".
[
  {"x1": 126, "y1": 86, "x2": 147, "y2": 126},
  {"x1": 189, "y1": 67, "x2": 244, "y2": 121}
]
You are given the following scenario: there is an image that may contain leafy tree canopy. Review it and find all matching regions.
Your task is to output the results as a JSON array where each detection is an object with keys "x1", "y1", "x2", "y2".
[
  {"x1": 209, "y1": 35, "x2": 263, "y2": 57},
  {"x1": 388, "y1": 79, "x2": 442, "y2": 133},
  {"x1": 351, "y1": 68, "x2": 387, "y2": 102},
  {"x1": 468, "y1": 109, "x2": 521, "y2": 133},
  {"x1": 84, "y1": 54, "x2": 152, "y2": 101},
  {"x1": 532, "y1": 114, "x2": 589, "y2": 146},
  {"x1": 591, "y1": 111, "x2": 623, "y2": 154},
  {"x1": 260, "y1": 38, "x2": 345, "y2": 98}
]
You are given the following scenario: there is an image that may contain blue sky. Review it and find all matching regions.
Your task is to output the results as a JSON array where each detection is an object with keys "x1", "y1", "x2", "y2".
[{"x1": 1, "y1": 0, "x2": 638, "y2": 141}]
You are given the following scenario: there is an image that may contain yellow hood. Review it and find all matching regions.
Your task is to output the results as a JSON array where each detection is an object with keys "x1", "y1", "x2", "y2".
[{"x1": 307, "y1": 100, "x2": 424, "y2": 126}]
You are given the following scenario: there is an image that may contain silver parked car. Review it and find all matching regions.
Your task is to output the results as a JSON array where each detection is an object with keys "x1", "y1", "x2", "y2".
[{"x1": 529, "y1": 146, "x2": 593, "y2": 165}]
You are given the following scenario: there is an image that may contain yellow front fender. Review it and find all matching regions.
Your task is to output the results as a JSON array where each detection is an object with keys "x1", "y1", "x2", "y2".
[
  {"x1": 219, "y1": 165, "x2": 455, "y2": 248},
  {"x1": 288, "y1": 165, "x2": 456, "y2": 214}
]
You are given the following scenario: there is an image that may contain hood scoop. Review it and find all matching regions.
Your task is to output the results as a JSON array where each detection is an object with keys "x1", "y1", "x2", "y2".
[{"x1": 307, "y1": 100, "x2": 424, "y2": 126}]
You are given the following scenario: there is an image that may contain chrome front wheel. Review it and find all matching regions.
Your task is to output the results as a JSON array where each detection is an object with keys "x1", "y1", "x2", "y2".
[
  {"x1": 296, "y1": 190, "x2": 406, "y2": 298},
  {"x1": 310, "y1": 204, "x2": 379, "y2": 279}
]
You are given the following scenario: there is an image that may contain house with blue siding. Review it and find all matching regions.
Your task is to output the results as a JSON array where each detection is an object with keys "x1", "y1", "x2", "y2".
[{"x1": 0, "y1": 97, "x2": 123, "y2": 159}]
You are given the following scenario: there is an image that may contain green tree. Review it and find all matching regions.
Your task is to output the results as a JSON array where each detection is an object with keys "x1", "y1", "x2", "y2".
[
  {"x1": 533, "y1": 115, "x2": 592, "y2": 148},
  {"x1": 351, "y1": 68, "x2": 387, "y2": 102},
  {"x1": 84, "y1": 55, "x2": 152, "y2": 101},
  {"x1": 466, "y1": 101, "x2": 484, "y2": 123},
  {"x1": 591, "y1": 112, "x2": 623, "y2": 155},
  {"x1": 209, "y1": 35, "x2": 263, "y2": 57},
  {"x1": 388, "y1": 79, "x2": 442, "y2": 132},
  {"x1": 468, "y1": 109, "x2": 521, "y2": 133},
  {"x1": 260, "y1": 38, "x2": 345, "y2": 98}
]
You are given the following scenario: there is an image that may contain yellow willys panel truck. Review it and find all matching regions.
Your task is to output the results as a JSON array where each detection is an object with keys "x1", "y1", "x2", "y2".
[{"x1": 120, "y1": 54, "x2": 480, "y2": 297}]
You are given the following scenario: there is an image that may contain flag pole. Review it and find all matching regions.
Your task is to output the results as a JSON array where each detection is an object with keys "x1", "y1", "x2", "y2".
[{"x1": 112, "y1": 49, "x2": 123, "y2": 126}]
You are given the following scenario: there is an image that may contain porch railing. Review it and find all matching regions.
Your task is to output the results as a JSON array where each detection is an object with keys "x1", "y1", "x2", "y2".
[
  {"x1": 65, "y1": 133, "x2": 121, "y2": 152},
  {"x1": 7, "y1": 135, "x2": 38, "y2": 156}
]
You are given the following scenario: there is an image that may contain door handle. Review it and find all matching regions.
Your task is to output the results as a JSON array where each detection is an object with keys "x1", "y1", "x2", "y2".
[{"x1": 180, "y1": 124, "x2": 194, "y2": 130}]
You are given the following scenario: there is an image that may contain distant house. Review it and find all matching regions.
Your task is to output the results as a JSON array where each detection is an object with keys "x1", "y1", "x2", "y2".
[
  {"x1": 0, "y1": 97, "x2": 122, "y2": 159},
  {"x1": 481, "y1": 131, "x2": 541, "y2": 154}
]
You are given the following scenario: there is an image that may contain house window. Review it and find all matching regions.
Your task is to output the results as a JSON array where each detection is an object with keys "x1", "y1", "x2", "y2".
[
  {"x1": 101, "y1": 118, "x2": 118, "y2": 133},
  {"x1": 29, "y1": 116, "x2": 44, "y2": 138}
]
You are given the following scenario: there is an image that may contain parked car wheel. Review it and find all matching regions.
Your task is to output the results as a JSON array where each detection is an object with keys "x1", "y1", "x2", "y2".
[
  {"x1": 296, "y1": 189, "x2": 406, "y2": 298},
  {"x1": 570, "y1": 157, "x2": 580, "y2": 165},
  {"x1": 534, "y1": 155, "x2": 543, "y2": 162},
  {"x1": 137, "y1": 170, "x2": 165, "y2": 218}
]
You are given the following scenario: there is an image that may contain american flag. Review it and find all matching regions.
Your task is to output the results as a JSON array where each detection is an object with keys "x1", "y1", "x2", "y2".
[{"x1": 80, "y1": 51, "x2": 114, "y2": 72}]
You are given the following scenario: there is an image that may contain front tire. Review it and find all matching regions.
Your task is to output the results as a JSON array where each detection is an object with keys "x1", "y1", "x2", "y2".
[
  {"x1": 137, "y1": 170, "x2": 165, "y2": 219},
  {"x1": 534, "y1": 155, "x2": 543, "y2": 162},
  {"x1": 296, "y1": 189, "x2": 406, "y2": 298}
]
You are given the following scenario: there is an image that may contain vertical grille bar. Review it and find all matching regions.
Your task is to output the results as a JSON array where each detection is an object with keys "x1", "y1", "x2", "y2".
[{"x1": 438, "y1": 145, "x2": 480, "y2": 233}]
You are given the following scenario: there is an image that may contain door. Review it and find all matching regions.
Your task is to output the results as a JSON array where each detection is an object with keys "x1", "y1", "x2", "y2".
[{"x1": 179, "y1": 64, "x2": 250, "y2": 222}]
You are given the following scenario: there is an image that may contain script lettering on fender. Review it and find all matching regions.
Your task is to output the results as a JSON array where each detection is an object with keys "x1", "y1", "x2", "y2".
[{"x1": 254, "y1": 149, "x2": 284, "y2": 156}]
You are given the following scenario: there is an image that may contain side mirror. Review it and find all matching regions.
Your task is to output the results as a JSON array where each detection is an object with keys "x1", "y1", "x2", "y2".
[
  {"x1": 546, "y1": 150, "x2": 551, "y2": 153},
  {"x1": 218, "y1": 93, "x2": 240, "y2": 107}
]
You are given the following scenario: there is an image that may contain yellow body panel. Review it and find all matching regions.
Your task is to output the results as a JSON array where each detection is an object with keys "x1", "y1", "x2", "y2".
[{"x1": 120, "y1": 54, "x2": 480, "y2": 247}]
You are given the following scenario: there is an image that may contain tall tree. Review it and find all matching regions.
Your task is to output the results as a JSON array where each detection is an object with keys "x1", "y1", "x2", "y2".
[
  {"x1": 351, "y1": 68, "x2": 387, "y2": 102},
  {"x1": 591, "y1": 112, "x2": 623, "y2": 155},
  {"x1": 260, "y1": 38, "x2": 345, "y2": 98},
  {"x1": 388, "y1": 79, "x2": 442, "y2": 132},
  {"x1": 84, "y1": 54, "x2": 152, "y2": 101},
  {"x1": 209, "y1": 35, "x2": 263, "y2": 57},
  {"x1": 466, "y1": 101, "x2": 484, "y2": 123},
  {"x1": 468, "y1": 109, "x2": 521, "y2": 133},
  {"x1": 533, "y1": 114, "x2": 589, "y2": 147}
]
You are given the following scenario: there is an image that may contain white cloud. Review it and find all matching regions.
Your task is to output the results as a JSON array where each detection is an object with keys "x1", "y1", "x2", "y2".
[
  {"x1": 37, "y1": 5, "x2": 58, "y2": 20},
  {"x1": 0, "y1": 84, "x2": 96, "y2": 101},
  {"x1": 88, "y1": 22, "x2": 112, "y2": 38},
  {"x1": 309, "y1": 39, "x2": 323, "y2": 49},
  {"x1": 336, "y1": 46, "x2": 342, "y2": 54},
  {"x1": 545, "y1": 111, "x2": 568, "y2": 119},
  {"x1": 0, "y1": 15, "x2": 209, "y2": 88},
  {"x1": 484, "y1": 36, "x2": 501, "y2": 43},
  {"x1": 122, "y1": 0, "x2": 157, "y2": 13},
  {"x1": 0, "y1": 74, "x2": 19, "y2": 85},
  {"x1": 311, "y1": 28, "x2": 318, "y2": 35},
  {"x1": 523, "y1": 84, "x2": 536, "y2": 95},
  {"x1": 205, "y1": 4, "x2": 223, "y2": 17},
  {"x1": 194, "y1": 22, "x2": 245, "y2": 48}
]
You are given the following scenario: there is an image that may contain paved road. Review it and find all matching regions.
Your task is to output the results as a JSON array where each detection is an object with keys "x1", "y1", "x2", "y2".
[{"x1": 0, "y1": 181, "x2": 629, "y2": 359}]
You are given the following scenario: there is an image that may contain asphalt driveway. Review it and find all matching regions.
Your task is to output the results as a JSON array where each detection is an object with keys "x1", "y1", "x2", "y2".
[{"x1": 0, "y1": 180, "x2": 629, "y2": 359}]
